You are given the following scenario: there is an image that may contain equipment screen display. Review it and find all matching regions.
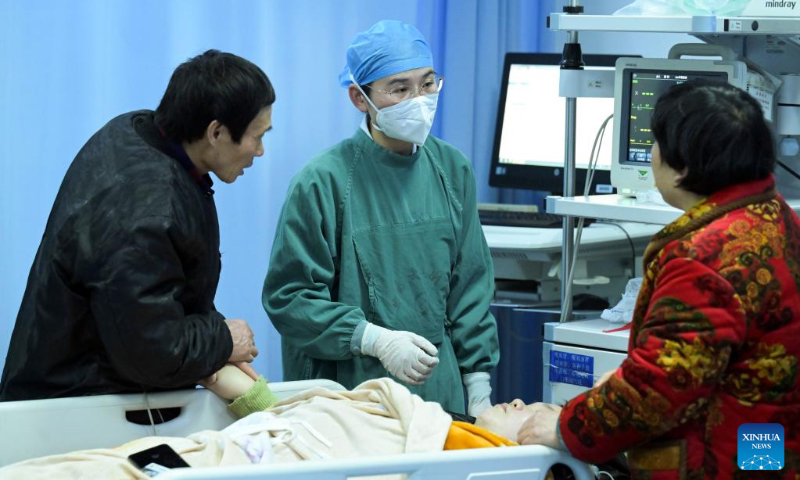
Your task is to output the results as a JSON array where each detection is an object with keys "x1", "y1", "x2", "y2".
[
  {"x1": 489, "y1": 53, "x2": 634, "y2": 195},
  {"x1": 621, "y1": 69, "x2": 728, "y2": 165},
  {"x1": 498, "y1": 63, "x2": 615, "y2": 171}
]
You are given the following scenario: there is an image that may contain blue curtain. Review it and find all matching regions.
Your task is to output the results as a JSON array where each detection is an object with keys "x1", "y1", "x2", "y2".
[
  {"x1": 0, "y1": 0, "x2": 551, "y2": 382},
  {"x1": 421, "y1": 0, "x2": 558, "y2": 208}
]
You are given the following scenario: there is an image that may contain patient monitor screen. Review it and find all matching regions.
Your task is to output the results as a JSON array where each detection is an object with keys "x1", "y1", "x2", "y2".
[
  {"x1": 498, "y1": 64, "x2": 615, "y2": 171},
  {"x1": 620, "y1": 69, "x2": 728, "y2": 166}
]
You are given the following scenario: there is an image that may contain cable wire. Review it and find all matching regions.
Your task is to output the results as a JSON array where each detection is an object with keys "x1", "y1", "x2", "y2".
[
  {"x1": 777, "y1": 159, "x2": 800, "y2": 182},
  {"x1": 143, "y1": 392, "x2": 158, "y2": 437},
  {"x1": 559, "y1": 113, "x2": 613, "y2": 323},
  {"x1": 597, "y1": 220, "x2": 636, "y2": 278}
]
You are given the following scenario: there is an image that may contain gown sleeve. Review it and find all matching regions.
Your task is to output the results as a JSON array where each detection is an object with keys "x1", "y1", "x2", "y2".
[
  {"x1": 263, "y1": 170, "x2": 365, "y2": 360},
  {"x1": 446, "y1": 160, "x2": 500, "y2": 374}
]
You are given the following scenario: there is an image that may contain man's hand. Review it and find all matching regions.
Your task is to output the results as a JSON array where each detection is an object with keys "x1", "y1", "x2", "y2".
[
  {"x1": 225, "y1": 319, "x2": 258, "y2": 363},
  {"x1": 516, "y1": 403, "x2": 563, "y2": 449}
]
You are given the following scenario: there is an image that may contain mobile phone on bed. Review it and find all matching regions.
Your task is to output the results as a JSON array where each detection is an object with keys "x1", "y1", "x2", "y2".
[{"x1": 128, "y1": 444, "x2": 190, "y2": 477}]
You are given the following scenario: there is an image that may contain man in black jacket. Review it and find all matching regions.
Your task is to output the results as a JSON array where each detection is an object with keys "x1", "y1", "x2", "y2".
[{"x1": 0, "y1": 50, "x2": 274, "y2": 401}]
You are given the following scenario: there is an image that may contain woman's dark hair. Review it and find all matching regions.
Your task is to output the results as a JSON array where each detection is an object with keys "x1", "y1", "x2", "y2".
[
  {"x1": 651, "y1": 79, "x2": 775, "y2": 196},
  {"x1": 155, "y1": 50, "x2": 275, "y2": 144}
]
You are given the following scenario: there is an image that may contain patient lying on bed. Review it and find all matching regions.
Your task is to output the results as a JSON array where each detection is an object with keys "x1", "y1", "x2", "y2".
[{"x1": 0, "y1": 367, "x2": 539, "y2": 480}]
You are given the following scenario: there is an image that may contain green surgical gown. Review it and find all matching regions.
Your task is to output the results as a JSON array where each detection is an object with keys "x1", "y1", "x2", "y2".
[{"x1": 263, "y1": 129, "x2": 499, "y2": 413}]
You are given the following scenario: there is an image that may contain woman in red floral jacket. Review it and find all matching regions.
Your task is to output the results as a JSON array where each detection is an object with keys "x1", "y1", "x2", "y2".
[{"x1": 517, "y1": 80, "x2": 800, "y2": 479}]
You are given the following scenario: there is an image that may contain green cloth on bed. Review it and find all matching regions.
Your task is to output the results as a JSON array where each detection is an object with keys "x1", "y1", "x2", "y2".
[{"x1": 228, "y1": 377, "x2": 279, "y2": 418}]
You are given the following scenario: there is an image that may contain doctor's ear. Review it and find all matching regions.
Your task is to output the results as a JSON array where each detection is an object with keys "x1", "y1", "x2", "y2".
[{"x1": 348, "y1": 84, "x2": 369, "y2": 113}]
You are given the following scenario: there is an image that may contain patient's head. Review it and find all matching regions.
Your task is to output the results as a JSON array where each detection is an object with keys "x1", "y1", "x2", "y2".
[{"x1": 474, "y1": 399, "x2": 536, "y2": 441}]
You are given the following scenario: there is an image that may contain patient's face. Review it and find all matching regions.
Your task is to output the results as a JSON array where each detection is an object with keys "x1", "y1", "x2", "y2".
[{"x1": 474, "y1": 399, "x2": 535, "y2": 441}]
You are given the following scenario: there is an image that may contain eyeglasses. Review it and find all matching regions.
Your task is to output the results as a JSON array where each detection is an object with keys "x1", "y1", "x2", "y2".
[{"x1": 364, "y1": 76, "x2": 444, "y2": 103}]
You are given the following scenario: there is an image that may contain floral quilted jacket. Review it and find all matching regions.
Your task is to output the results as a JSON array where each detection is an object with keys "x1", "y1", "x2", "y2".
[{"x1": 558, "y1": 175, "x2": 800, "y2": 480}]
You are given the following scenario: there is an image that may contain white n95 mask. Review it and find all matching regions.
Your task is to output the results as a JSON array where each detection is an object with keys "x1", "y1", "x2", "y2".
[
  {"x1": 370, "y1": 93, "x2": 439, "y2": 146},
  {"x1": 353, "y1": 76, "x2": 440, "y2": 146}
]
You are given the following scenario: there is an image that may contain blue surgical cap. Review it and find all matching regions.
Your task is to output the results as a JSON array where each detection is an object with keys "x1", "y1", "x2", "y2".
[{"x1": 338, "y1": 20, "x2": 433, "y2": 87}]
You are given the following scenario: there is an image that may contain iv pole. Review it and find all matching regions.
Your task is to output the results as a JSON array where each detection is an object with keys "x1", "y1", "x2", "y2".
[{"x1": 559, "y1": 0, "x2": 584, "y2": 322}]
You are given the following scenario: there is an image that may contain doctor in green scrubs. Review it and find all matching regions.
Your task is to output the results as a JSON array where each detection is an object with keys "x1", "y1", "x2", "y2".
[{"x1": 263, "y1": 20, "x2": 499, "y2": 415}]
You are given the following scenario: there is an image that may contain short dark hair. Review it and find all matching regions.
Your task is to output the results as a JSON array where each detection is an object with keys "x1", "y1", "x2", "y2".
[
  {"x1": 651, "y1": 80, "x2": 774, "y2": 196},
  {"x1": 155, "y1": 50, "x2": 275, "y2": 144}
]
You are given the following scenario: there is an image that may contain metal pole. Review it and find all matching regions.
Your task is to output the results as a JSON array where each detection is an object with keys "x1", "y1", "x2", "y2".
[
  {"x1": 559, "y1": 8, "x2": 581, "y2": 322},
  {"x1": 561, "y1": 95, "x2": 576, "y2": 322}
]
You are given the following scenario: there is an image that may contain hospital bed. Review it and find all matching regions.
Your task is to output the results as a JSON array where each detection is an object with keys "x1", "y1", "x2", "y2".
[
  {"x1": 0, "y1": 380, "x2": 595, "y2": 480},
  {"x1": 0, "y1": 379, "x2": 342, "y2": 466}
]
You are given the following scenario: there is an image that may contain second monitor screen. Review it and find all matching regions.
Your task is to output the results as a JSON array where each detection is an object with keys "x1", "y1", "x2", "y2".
[{"x1": 498, "y1": 63, "x2": 615, "y2": 172}]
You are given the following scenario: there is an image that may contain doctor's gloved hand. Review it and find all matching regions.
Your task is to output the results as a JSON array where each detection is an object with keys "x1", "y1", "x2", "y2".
[
  {"x1": 361, "y1": 323, "x2": 439, "y2": 385},
  {"x1": 463, "y1": 372, "x2": 493, "y2": 417}
]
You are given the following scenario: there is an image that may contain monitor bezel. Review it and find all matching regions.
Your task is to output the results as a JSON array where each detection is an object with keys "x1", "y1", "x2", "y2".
[{"x1": 488, "y1": 52, "x2": 631, "y2": 195}]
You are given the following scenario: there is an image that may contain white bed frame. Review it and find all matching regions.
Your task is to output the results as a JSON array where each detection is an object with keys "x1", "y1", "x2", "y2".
[
  {"x1": 0, "y1": 379, "x2": 342, "y2": 466},
  {"x1": 0, "y1": 380, "x2": 594, "y2": 480},
  {"x1": 161, "y1": 446, "x2": 594, "y2": 480}
]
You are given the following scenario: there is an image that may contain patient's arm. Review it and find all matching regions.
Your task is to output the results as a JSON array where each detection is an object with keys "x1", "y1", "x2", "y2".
[
  {"x1": 203, "y1": 364, "x2": 279, "y2": 417},
  {"x1": 204, "y1": 364, "x2": 257, "y2": 400}
]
